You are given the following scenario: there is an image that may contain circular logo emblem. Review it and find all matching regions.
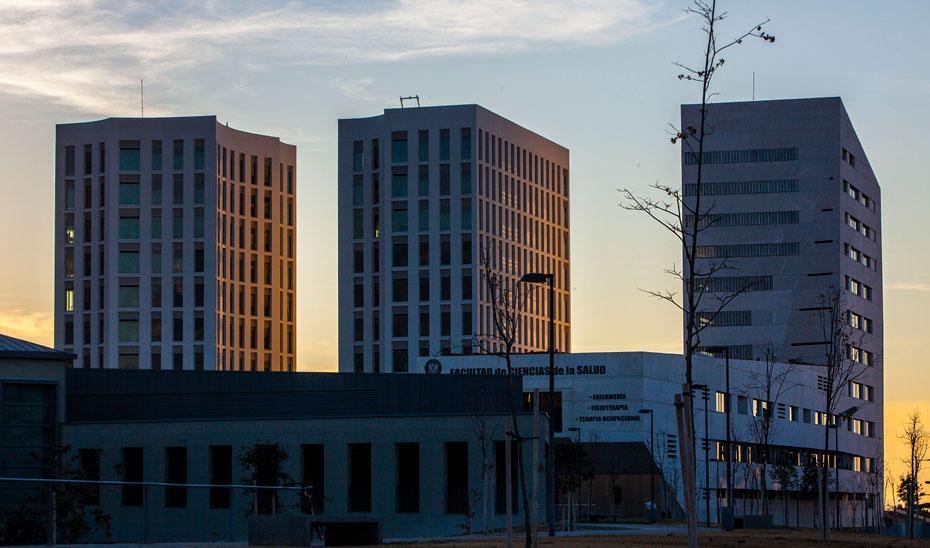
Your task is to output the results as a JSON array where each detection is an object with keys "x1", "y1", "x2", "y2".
[{"x1": 424, "y1": 359, "x2": 442, "y2": 375}]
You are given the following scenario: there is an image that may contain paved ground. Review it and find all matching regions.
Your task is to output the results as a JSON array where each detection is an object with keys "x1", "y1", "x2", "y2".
[{"x1": 34, "y1": 525, "x2": 925, "y2": 547}]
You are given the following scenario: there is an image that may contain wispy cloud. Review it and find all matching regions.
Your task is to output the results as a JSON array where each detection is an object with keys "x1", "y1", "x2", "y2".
[
  {"x1": 889, "y1": 282, "x2": 930, "y2": 292},
  {"x1": 0, "y1": 0, "x2": 672, "y2": 113}
]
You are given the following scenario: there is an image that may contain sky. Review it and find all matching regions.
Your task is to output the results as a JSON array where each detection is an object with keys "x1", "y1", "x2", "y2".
[{"x1": 0, "y1": 0, "x2": 928, "y2": 487}]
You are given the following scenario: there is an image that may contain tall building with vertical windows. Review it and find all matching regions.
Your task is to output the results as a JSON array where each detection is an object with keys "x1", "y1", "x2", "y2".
[
  {"x1": 55, "y1": 117, "x2": 297, "y2": 371},
  {"x1": 681, "y1": 97, "x2": 883, "y2": 368},
  {"x1": 338, "y1": 105, "x2": 570, "y2": 373}
]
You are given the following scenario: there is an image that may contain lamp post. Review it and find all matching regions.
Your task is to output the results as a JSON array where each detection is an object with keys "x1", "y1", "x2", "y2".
[
  {"x1": 638, "y1": 408, "x2": 656, "y2": 523},
  {"x1": 832, "y1": 406, "x2": 858, "y2": 531},
  {"x1": 520, "y1": 271, "x2": 555, "y2": 537},
  {"x1": 692, "y1": 383, "x2": 711, "y2": 527},
  {"x1": 705, "y1": 346, "x2": 731, "y2": 529}
]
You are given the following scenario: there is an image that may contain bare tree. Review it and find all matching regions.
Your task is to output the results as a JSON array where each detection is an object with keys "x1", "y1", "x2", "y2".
[
  {"x1": 475, "y1": 249, "x2": 534, "y2": 548},
  {"x1": 899, "y1": 409, "x2": 929, "y2": 539},
  {"x1": 814, "y1": 288, "x2": 870, "y2": 540},
  {"x1": 465, "y1": 379, "x2": 501, "y2": 536},
  {"x1": 769, "y1": 455, "x2": 797, "y2": 528},
  {"x1": 745, "y1": 348, "x2": 796, "y2": 515},
  {"x1": 618, "y1": 3, "x2": 773, "y2": 543}
]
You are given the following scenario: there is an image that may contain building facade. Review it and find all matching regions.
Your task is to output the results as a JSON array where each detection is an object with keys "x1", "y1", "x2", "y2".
[
  {"x1": 0, "y1": 347, "x2": 545, "y2": 543},
  {"x1": 54, "y1": 117, "x2": 297, "y2": 371},
  {"x1": 338, "y1": 105, "x2": 571, "y2": 373},
  {"x1": 680, "y1": 97, "x2": 883, "y2": 369},
  {"x1": 415, "y1": 351, "x2": 884, "y2": 528}
]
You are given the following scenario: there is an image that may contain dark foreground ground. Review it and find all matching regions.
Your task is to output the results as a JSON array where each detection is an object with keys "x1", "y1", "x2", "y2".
[{"x1": 393, "y1": 528, "x2": 928, "y2": 547}]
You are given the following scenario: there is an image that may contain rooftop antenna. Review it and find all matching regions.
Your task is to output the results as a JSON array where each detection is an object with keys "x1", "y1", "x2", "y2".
[
  {"x1": 399, "y1": 95, "x2": 420, "y2": 108},
  {"x1": 752, "y1": 71, "x2": 755, "y2": 101},
  {"x1": 140, "y1": 78, "x2": 144, "y2": 117}
]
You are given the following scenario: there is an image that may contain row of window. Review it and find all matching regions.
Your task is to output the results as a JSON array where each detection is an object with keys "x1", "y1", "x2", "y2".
[
  {"x1": 845, "y1": 213, "x2": 876, "y2": 241},
  {"x1": 847, "y1": 311, "x2": 874, "y2": 334},
  {"x1": 716, "y1": 392, "x2": 876, "y2": 438},
  {"x1": 354, "y1": 238, "x2": 473, "y2": 273},
  {"x1": 848, "y1": 381, "x2": 875, "y2": 401},
  {"x1": 843, "y1": 180, "x2": 876, "y2": 211},
  {"x1": 712, "y1": 441, "x2": 875, "y2": 473},
  {"x1": 683, "y1": 147, "x2": 798, "y2": 166},
  {"x1": 689, "y1": 210, "x2": 800, "y2": 228},
  {"x1": 696, "y1": 242, "x2": 800, "y2": 258},
  {"x1": 352, "y1": 339, "x2": 479, "y2": 373},
  {"x1": 63, "y1": 143, "x2": 106, "y2": 176},
  {"x1": 845, "y1": 275, "x2": 874, "y2": 301},
  {"x1": 697, "y1": 310, "x2": 752, "y2": 327},
  {"x1": 842, "y1": 147, "x2": 857, "y2": 169},
  {"x1": 217, "y1": 316, "x2": 294, "y2": 353},
  {"x1": 219, "y1": 146, "x2": 294, "y2": 194},
  {"x1": 845, "y1": 243, "x2": 878, "y2": 271},
  {"x1": 65, "y1": 346, "x2": 208, "y2": 370},
  {"x1": 847, "y1": 345, "x2": 875, "y2": 366},
  {"x1": 354, "y1": 305, "x2": 473, "y2": 341},
  {"x1": 352, "y1": 272, "x2": 472, "y2": 308},
  {"x1": 684, "y1": 178, "x2": 798, "y2": 196},
  {"x1": 78, "y1": 440, "x2": 513, "y2": 516},
  {"x1": 217, "y1": 349, "x2": 294, "y2": 372},
  {"x1": 698, "y1": 276, "x2": 773, "y2": 294}
]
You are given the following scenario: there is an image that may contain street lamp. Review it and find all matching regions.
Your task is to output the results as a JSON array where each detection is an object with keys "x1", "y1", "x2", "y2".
[
  {"x1": 692, "y1": 383, "x2": 711, "y2": 527},
  {"x1": 831, "y1": 406, "x2": 858, "y2": 529},
  {"x1": 704, "y1": 346, "x2": 732, "y2": 529},
  {"x1": 519, "y1": 271, "x2": 555, "y2": 537},
  {"x1": 638, "y1": 408, "x2": 656, "y2": 523}
]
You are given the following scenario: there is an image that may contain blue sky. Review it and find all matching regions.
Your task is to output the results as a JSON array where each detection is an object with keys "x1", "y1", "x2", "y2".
[{"x1": 0, "y1": 1, "x2": 928, "y2": 455}]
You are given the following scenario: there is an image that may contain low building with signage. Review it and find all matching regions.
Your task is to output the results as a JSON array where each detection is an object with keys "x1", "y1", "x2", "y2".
[
  {"x1": 0, "y1": 334, "x2": 547, "y2": 544},
  {"x1": 415, "y1": 351, "x2": 883, "y2": 528}
]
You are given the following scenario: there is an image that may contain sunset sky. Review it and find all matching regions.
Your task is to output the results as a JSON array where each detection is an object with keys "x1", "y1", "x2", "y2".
[{"x1": 0, "y1": 0, "x2": 927, "y2": 482}]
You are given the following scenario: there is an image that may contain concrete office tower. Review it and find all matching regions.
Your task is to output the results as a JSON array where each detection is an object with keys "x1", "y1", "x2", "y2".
[
  {"x1": 681, "y1": 97, "x2": 882, "y2": 370},
  {"x1": 55, "y1": 117, "x2": 297, "y2": 371},
  {"x1": 338, "y1": 105, "x2": 570, "y2": 373}
]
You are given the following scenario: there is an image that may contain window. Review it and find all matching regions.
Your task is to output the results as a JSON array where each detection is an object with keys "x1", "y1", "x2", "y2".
[
  {"x1": 165, "y1": 447, "x2": 188, "y2": 507},
  {"x1": 440, "y1": 164, "x2": 450, "y2": 195},
  {"x1": 418, "y1": 130, "x2": 429, "y2": 161},
  {"x1": 419, "y1": 201, "x2": 429, "y2": 231},
  {"x1": 151, "y1": 141, "x2": 163, "y2": 171},
  {"x1": 194, "y1": 139, "x2": 204, "y2": 170},
  {"x1": 737, "y1": 395, "x2": 748, "y2": 415},
  {"x1": 494, "y1": 440, "x2": 520, "y2": 514},
  {"x1": 119, "y1": 216, "x2": 140, "y2": 239},
  {"x1": 391, "y1": 169, "x2": 408, "y2": 198},
  {"x1": 119, "y1": 144, "x2": 140, "y2": 170},
  {"x1": 65, "y1": 288, "x2": 74, "y2": 312},
  {"x1": 118, "y1": 285, "x2": 139, "y2": 307},
  {"x1": 119, "y1": 180, "x2": 140, "y2": 205},
  {"x1": 396, "y1": 443, "x2": 420, "y2": 513},
  {"x1": 697, "y1": 310, "x2": 751, "y2": 327},
  {"x1": 348, "y1": 443, "x2": 372, "y2": 512},
  {"x1": 392, "y1": 346, "x2": 408, "y2": 373},
  {"x1": 684, "y1": 179, "x2": 798, "y2": 196},
  {"x1": 440, "y1": 129, "x2": 450, "y2": 161},
  {"x1": 715, "y1": 391, "x2": 726, "y2": 413},
  {"x1": 121, "y1": 447, "x2": 144, "y2": 506},
  {"x1": 445, "y1": 442, "x2": 468, "y2": 514},
  {"x1": 172, "y1": 140, "x2": 184, "y2": 170},
  {"x1": 687, "y1": 211, "x2": 799, "y2": 228},
  {"x1": 392, "y1": 203, "x2": 408, "y2": 232},
  {"x1": 461, "y1": 200, "x2": 472, "y2": 230},
  {"x1": 684, "y1": 147, "x2": 798, "y2": 165},
  {"x1": 460, "y1": 128, "x2": 471, "y2": 160},
  {"x1": 118, "y1": 251, "x2": 139, "y2": 273},
  {"x1": 392, "y1": 309, "x2": 408, "y2": 336},
  {"x1": 353, "y1": 140, "x2": 364, "y2": 171},
  {"x1": 391, "y1": 131, "x2": 408, "y2": 164},
  {"x1": 79, "y1": 449, "x2": 101, "y2": 505},
  {"x1": 461, "y1": 163, "x2": 472, "y2": 195},
  {"x1": 209, "y1": 445, "x2": 232, "y2": 509},
  {"x1": 440, "y1": 200, "x2": 450, "y2": 230},
  {"x1": 301, "y1": 445, "x2": 325, "y2": 514},
  {"x1": 418, "y1": 165, "x2": 429, "y2": 196},
  {"x1": 700, "y1": 276, "x2": 772, "y2": 293},
  {"x1": 393, "y1": 240, "x2": 408, "y2": 267},
  {"x1": 65, "y1": 145, "x2": 75, "y2": 175}
]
